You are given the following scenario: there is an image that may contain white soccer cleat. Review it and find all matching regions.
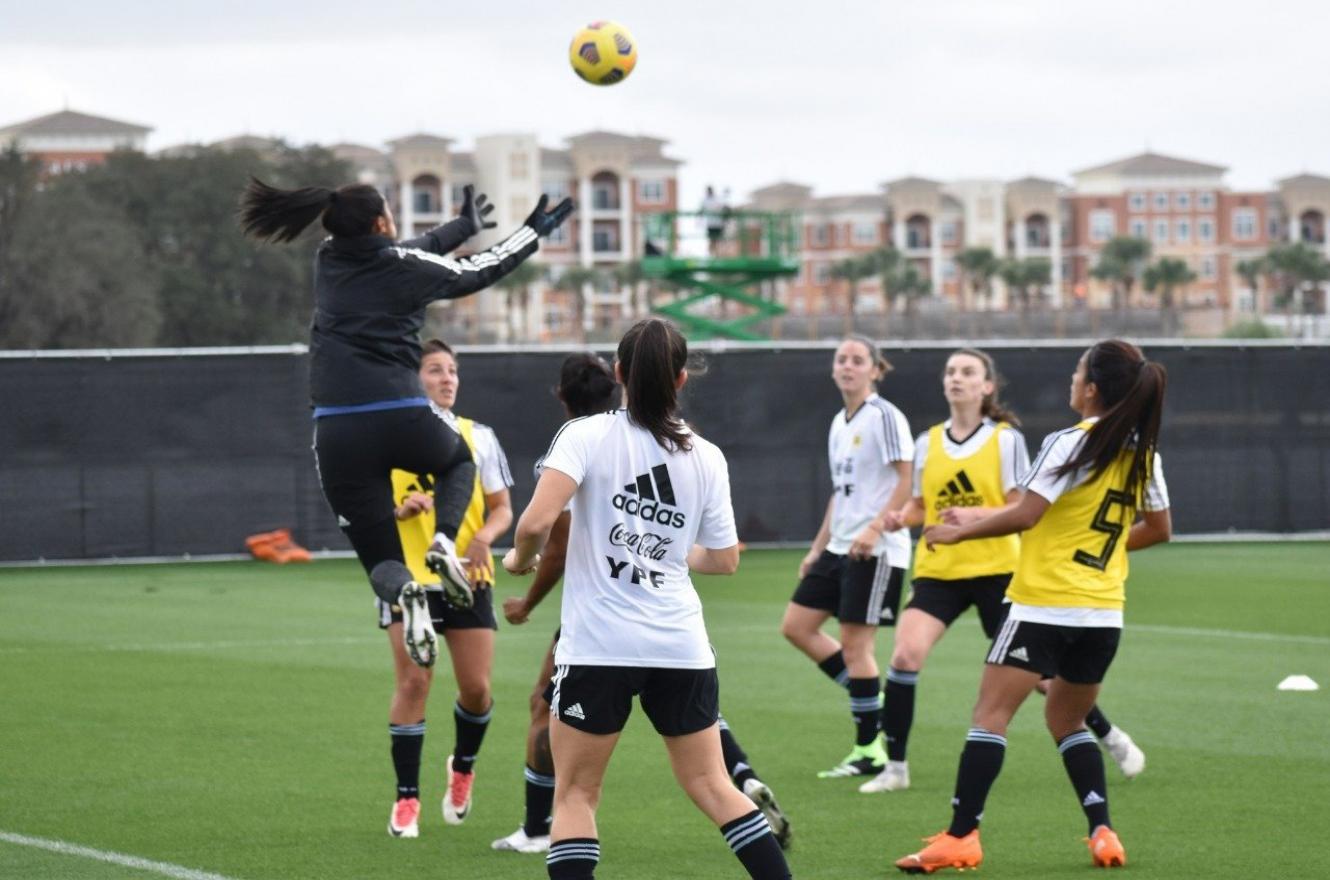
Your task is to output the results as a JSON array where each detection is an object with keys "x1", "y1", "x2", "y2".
[
  {"x1": 442, "y1": 755, "x2": 474, "y2": 825},
  {"x1": 425, "y1": 534, "x2": 475, "y2": 609},
  {"x1": 858, "y1": 760, "x2": 910, "y2": 793},
  {"x1": 387, "y1": 797, "x2": 420, "y2": 838},
  {"x1": 399, "y1": 582, "x2": 437, "y2": 668},
  {"x1": 491, "y1": 826, "x2": 551, "y2": 853},
  {"x1": 742, "y1": 778, "x2": 792, "y2": 850},
  {"x1": 1102, "y1": 727, "x2": 1146, "y2": 779}
]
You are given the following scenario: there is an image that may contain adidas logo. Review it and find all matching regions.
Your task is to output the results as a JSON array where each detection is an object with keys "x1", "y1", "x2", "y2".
[
  {"x1": 935, "y1": 470, "x2": 983, "y2": 509},
  {"x1": 337, "y1": 515, "x2": 351, "y2": 528},
  {"x1": 564, "y1": 702, "x2": 586, "y2": 721},
  {"x1": 1083, "y1": 790, "x2": 1105, "y2": 807},
  {"x1": 612, "y1": 464, "x2": 686, "y2": 528},
  {"x1": 1008, "y1": 646, "x2": 1030, "y2": 662}
]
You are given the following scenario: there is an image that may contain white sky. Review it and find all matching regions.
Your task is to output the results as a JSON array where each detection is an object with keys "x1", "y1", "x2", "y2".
[{"x1": 3, "y1": 0, "x2": 1327, "y2": 207}]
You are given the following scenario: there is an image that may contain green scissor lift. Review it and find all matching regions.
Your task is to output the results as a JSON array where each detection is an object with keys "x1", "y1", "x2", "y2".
[{"x1": 641, "y1": 211, "x2": 800, "y2": 341}]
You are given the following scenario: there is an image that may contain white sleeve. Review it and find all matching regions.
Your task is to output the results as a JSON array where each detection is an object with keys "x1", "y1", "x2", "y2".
[
  {"x1": 1000, "y1": 428, "x2": 1032, "y2": 495},
  {"x1": 911, "y1": 431, "x2": 929, "y2": 499},
  {"x1": 471, "y1": 425, "x2": 513, "y2": 493},
  {"x1": 876, "y1": 403, "x2": 913, "y2": 464},
  {"x1": 1020, "y1": 428, "x2": 1085, "y2": 504},
  {"x1": 696, "y1": 445, "x2": 739, "y2": 550},
  {"x1": 1143, "y1": 452, "x2": 1170, "y2": 511},
  {"x1": 540, "y1": 417, "x2": 595, "y2": 486}
]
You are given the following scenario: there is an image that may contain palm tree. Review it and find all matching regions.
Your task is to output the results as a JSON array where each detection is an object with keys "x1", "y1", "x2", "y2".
[
  {"x1": 551, "y1": 266, "x2": 604, "y2": 341},
  {"x1": 612, "y1": 260, "x2": 647, "y2": 318},
  {"x1": 882, "y1": 259, "x2": 930, "y2": 339},
  {"x1": 1142, "y1": 256, "x2": 1196, "y2": 337},
  {"x1": 494, "y1": 260, "x2": 542, "y2": 342},
  {"x1": 1234, "y1": 257, "x2": 1266, "y2": 315},
  {"x1": 1264, "y1": 243, "x2": 1330, "y2": 327},
  {"x1": 954, "y1": 246, "x2": 999, "y2": 311},
  {"x1": 831, "y1": 254, "x2": 878, "y2": 332},
  {"x1": 1090, "y1": 236, "x2": 1152, "y2": 311}
]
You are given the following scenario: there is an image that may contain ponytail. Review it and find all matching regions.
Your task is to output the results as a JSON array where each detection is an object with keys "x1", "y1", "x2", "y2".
[
  {"x1": 556, "y1": 352, "x2": 620, "y2": 418},
  {"x1": 238, "y1": 177, "x2": 386, "y2": 243},
  {"x1": 1056, "y1": 339, "x2": 1167, "y2": 505},
  {"x1": 617, "y1": 318, "x2": 691, "y2": 451},
  {"x1": 952, "y1": 347, "x2": 1021, "y2": 427}
]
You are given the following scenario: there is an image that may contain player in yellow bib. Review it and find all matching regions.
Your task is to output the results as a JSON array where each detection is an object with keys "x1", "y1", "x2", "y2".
[
  {"x1": 895, "y1": 340, "x2": 1171, "y2": 874},
  {"x1": 381, "y1": 339, "x2": 514, "y2": 839},
  {"x1": 860, "y1": 349, "x2": 1143, "y2": 796}
]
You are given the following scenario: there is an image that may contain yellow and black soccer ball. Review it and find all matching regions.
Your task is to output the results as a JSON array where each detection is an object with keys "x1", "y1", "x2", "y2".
[{"x1": 568, "y1": 21, "x2": 637, "y2": 86}]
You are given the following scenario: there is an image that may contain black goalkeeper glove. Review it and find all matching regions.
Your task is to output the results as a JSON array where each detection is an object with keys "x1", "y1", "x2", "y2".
[
  {"x1": 458, "y1": 184, "x2": 496, "y2": 233},
  {"x1": 524, "y1": 194, "x2": 575, "y2": 237}
]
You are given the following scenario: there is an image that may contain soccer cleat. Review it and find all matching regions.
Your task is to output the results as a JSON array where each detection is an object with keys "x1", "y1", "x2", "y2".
[
  {"x1": 387, "y1": 797, "x2": 420, "y2": 838},
  {"x1": 742, "y1": 777, "x2": 792, "y2": 850},
  {"x1": 1101, "y1": 727, "x2": 1146, "y2": 779},
  {"x1": 442, "y1": 755, "x2": 474, "y2": 825},
  {"x1": 859, "y1": 760, "x2": 911, "y2": 793},
  {"x1": 425, "y1": 535, "x2": 475, "y2": 609},
  {"x1": 491, "y1": 826, "x2": 551, "y2": 853},
  {"x1": 894, "y1": 829, "x2": 982, "y2": 874},
  {"x1": 1086, "y1": 825, "x2": 1126, "y2": 867},
  {"x1": 818, "y1": 738, "x2": 888, "y2": 778},
  {"x1": 399, "y1": 582, "x2": 438, "y2": 668}
]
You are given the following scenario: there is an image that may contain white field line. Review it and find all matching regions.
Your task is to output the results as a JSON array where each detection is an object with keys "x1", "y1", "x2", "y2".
[
  {"x1": 0, "y1": 830, "x2": 243, "y2": 880},
  {"x1": 1130, "y1": 623, "x2": 1330, "y2": 646}
]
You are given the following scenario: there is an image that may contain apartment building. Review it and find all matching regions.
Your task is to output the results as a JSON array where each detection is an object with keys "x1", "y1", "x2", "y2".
[{"x1": 0, "y1": 109, "x2": 151, "y2": 175}]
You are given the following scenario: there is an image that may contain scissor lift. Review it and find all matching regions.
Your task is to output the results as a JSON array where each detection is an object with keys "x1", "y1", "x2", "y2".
[{"x1": 641, "y1": 211, "x2": 800, "y2": 341}]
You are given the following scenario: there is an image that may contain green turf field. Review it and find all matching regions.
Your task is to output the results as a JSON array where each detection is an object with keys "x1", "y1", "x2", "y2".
[{"x1": 2, "y1": 544, "x2": 1328, "y2": 879}]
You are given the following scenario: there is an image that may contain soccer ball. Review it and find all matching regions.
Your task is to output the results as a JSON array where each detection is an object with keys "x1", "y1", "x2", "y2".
[{"x1": 568, "y1": 21, "x2": 638, "y2": 86}]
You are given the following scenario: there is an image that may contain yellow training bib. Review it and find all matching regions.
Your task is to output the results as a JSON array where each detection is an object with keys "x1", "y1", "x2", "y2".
[{"x1": 914, "y1": 423, "x2": 1020, "y2": 580}]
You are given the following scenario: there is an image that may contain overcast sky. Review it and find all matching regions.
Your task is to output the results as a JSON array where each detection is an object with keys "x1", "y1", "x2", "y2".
[{"x1": 3, "y1": 0, "x2": 1327, "y2": 206}]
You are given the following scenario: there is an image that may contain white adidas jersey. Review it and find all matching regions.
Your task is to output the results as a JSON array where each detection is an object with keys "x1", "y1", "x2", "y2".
[
  {"x1": 826, "y1": 393, "x2": 914, "y2": 567},
  {"x1": 539, "y1": 410, "x2": 738, "y2": 669}
]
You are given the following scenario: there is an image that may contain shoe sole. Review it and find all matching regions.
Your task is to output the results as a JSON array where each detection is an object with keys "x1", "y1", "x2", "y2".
[
  {"x1": 388, "y1": 822, "x2": 419, "y2": 839},
  {"x1": 896, "y1": 861, "x2": 980, "y2": 874},
  {"x1": 746, "y1": 783, "x2": 792, "y2": 850},
  {"x1": 426, "y1": 547, "x2": 475, "y2": 609},
  {"x1": 400, "y1": 584, "x2": 437, "y2": 668}
]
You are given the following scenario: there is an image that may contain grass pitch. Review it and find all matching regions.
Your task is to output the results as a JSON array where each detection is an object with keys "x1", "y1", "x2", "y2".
[{"x1": 2, "y1": 543, "x2": 1328, "y2": 878}]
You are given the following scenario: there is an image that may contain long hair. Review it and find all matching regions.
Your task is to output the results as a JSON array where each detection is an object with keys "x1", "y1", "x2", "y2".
[
  {"x1": 557, "y1": 353, "x2": 620, "y2": 418},
  {"x1": 237, "y1": 177, "x2": 385, "y2": 243},
  {"x1": 842, "y1": 333, "x2": 893, "y2": 383},
  {"x1": 950, "y1": 347, "x2": 1020, "y2": 426},
  {"x1": 617, "y1": 318, "x2": 691, "y2": 451},
  {"x1": 1056, "y1": 339, "x2": 1167, "y2": 505}
]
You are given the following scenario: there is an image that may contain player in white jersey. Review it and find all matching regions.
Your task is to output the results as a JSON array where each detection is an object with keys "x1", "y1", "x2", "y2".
[
  {"x1": 504, "y1": 320, "x2": 791, "y2": 880},
  {"x1": 780, "y1": 335, "x2": 914, "y2": 779}
]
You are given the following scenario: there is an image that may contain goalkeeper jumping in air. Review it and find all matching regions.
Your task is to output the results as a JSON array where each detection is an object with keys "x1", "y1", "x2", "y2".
[{"x1": 239, "y1": 177, "x2": 573, "y2": 668}]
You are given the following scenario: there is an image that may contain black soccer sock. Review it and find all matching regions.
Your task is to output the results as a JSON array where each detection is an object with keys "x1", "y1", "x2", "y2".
[
  {"x1": 947, "y1": 728, "x2": 1007, "y2": 838},
  {"x1": 1057, "y1": 730, "x2": 1112, "y2": 834},
  {"x1": 720, "y1": 811, "x2": 792, "y2": 879},
  {"x1": 816, "y1": 650, "x2": 850, "y2": 688},
  {"x1": 389, "y1": 720, "x2": 425, "y2": 800},
  {"x1": 432, "y1": 442, "x2": 477, "y2": 541},
  {"x1": 849, "y1": 677, "x2": 882, "y2": 747},
  {"x1": 369, "y1": 559, "x2": 414, "y2": 603},
  {"x1": 524, "y1": 765, "x2": 556, "y2": 837},
  {"x1": 452, "y1": 701, "x2": 492, "y2": 774},
  {"x1": 718, "y1": 716, "x2": 757, "y2": 787},
  {"x1": 882, "y1": 666, "x2": 918, "y2": 762},
  {"x1": 547, "y1": 838, "x2": 599, "y2": 879},
  {"x1": 1084, "y1": 705, "x2": 1114, "y2": 739}
]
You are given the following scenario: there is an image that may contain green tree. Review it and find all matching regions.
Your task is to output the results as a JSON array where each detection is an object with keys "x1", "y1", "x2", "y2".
[
  {"x1": 494, "y1": 260, "x2": 544, "y2": 341},
  {"x1": 0, "y1": 146, "x2": 42, "y2": 341},
  {"x1": 552, "y1": 266, "x2": 604, "y2": 341},
  {"x1": 1142, "y1": 256, "x2": 1196, "y2": 336},
  {"x1": 1090, "y1": 236, "x2": 1152, "y2": 310},
  {"x1": 955, "y1": 246, "x2": 1000, "y2": 310},
  {"x1": 1264, "y1": 242, "x2": 1330, "y2": 323},
  {"x1": 997, "y1": 257, "x2": 1051, "y2": 311},
  {"x1": 1234, "y1": 257, "x2": 1267, "y2": 314}
]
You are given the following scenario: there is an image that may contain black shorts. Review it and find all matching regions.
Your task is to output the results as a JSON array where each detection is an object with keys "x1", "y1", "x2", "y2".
[
  {"x1": 985, "y1": 617, "x2": 1121, "y2": 684},
  {"x1": 791, "y1": 550, "x2": 905, "y2": 626},
  {"x1": 549, "y1": 664, "x2": 719, "y2": 736},
  {"x1": 906, "y1": 574, "x2": 1012, "y2": 638},
  {"x1": 376, "y1": 585, "x2": 498, "y2": 631}
]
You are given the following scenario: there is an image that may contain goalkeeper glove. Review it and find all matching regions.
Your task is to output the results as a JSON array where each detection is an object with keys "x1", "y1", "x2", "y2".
[{"x1": 525, "y1": 195, "x2": 575, "y2": 237}]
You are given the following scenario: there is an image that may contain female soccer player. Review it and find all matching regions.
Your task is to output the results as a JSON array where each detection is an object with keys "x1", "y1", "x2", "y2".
[
  {"x1": 894, "y1": 340, "x2": 1171, "y2": 873},
  {"x1": 238, "y1": 178, "x2": 571, "y2": 669},
  {"x1": 493, "y1": 354, "x2": 791, "y2": 855},
  {"x1": 383, "y1": 340, "x2": 514, "y2": 838},
  {"x1": 503, "y1": 320, "x2": 792, "y2": 880},
  {"x1": 860, "y1": 349, "x2": 1144, "y2": 795},
  {"x1": 780, "y1": 335, "x2": 913, "y2": 779}
]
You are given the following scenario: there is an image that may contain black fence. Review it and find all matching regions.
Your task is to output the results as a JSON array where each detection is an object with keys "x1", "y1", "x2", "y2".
[{"x1": 2, "y1": 341, "x2": 1327, "y2": 562}]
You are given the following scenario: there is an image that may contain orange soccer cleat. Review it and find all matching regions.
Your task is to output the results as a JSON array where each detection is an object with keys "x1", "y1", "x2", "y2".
[
  {"x1": 1087, "y1": 825, "x2": 1126, "y2": 868},
  {"x1": 245, "y1": 528, "x2": 312, "y2": 563},
  {"x1": 895, "y1": 829, "x2": 983, "y2": 874}
]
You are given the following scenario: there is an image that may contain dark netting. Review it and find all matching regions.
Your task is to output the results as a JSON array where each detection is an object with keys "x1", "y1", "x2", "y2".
[{"x1": 1, "y1": 343, "x2": 1326, "y2": 561}]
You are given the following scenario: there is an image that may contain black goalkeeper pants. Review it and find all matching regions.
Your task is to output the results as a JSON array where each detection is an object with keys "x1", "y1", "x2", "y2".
[{"x1": 313, "y1": 406, "x2": 475, "y2": 579}]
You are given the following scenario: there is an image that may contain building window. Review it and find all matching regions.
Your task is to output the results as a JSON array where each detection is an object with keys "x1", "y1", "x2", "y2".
[
  {"x1": 638, "y1": 180, "x2": 664, "y2": 203},
  {"x1": 542, "y1": 181, "x2": 570, "y2": 202},
  {"x1": 1129, "y1": 218, "x2": 1147, "y2": 240},
  {"x1": 1198, "y1": 216, "x2": 1215, "y2": 242},
  {"x1": 1175, "y1": 191, "x2": 1191, "y2": 210},
  {"x1": 1198, "y1": 192, "x2": 1215, "y2": 210},
  {"x1": 1176, "y1": 218, "x2": 1191, "y2": 243},
  {"x1": 1268, "y1": 216, "x2": 1282, "y2": 239},
  {"x1": 451, "y1": 184, "x2": 468, "y2": 207},
  {"x1": 1128, "y1": 192, "x2": 1147, "y2": 212},
  {"x1": 1232, "y1": 207, "x2": 1258, "y2": 241},
  {"x1": 592, "y1": 227, "x2": 620, "y2": 253},
  {"x1": 1200, "y1": 255, "x2": 1217, "y2": 280},
  {"x1": 852, "y1": 222, "x2": 878, "y2": 245},
  {"x1": 1153, "y1": 192, "x2": 1170, "y2": 211},
  {"x1": 833, "y1": 225, "x2": 845, "y2": 246},
  {"x1": 810, "y1": 224, "x2": 829, "y2": 247},
  {"x1": 942, "y1": 259, "x2": 957, "y2": 280},
  {"x1": 548, "y1": 223, "x2": 568, "y2": 245},
  {"x1": 509, "y1": 152, "x2": 529, "y2": 180},
  {"x1": 1089, "y1": 209, "x2": 1115, "y2": 243},
  {"x1": 1153, "y1": 219, "x2": 1169, "y2": 244},
  {"x1": 940, "y1": 222, "x2": 957, "y2": 245},
  {"x1": 813, "y1": 263, "x2": 831, "y2": 284},
  {"x1": 413, "y1": 189, "x2": 436, "y2": 214}
]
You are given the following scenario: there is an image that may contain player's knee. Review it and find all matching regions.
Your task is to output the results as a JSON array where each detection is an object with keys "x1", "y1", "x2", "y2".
[
  {"x1": 457, "y1": 684, "x2": 491, "y2": 715},
  {"x1": 890, "y1": 644, "x2": 926, "y2": 672},
  {"x1": 397, "y1": 668, "x2": 432, "y2": 703},
  {"x1": 779, "y1": 617, "x2": 808, "y2": 646}
]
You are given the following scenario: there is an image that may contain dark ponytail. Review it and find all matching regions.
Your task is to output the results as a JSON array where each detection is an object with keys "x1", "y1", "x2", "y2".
[
  {"x1": 1056, "y1": 339, "x2": 1167, "y2": 505},
  {"x1": 617, "y1": 318, "x2": 691, "y2": 451},
  {"x1": 557, "y1": 352, "x2": 620, "y2": 418},
  {"x1": 238, "y1": 176, "x2": 386, "y2": 243},
  {"x1": 951, "y1": 347, "x2": 1021, "y2": 426}
]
